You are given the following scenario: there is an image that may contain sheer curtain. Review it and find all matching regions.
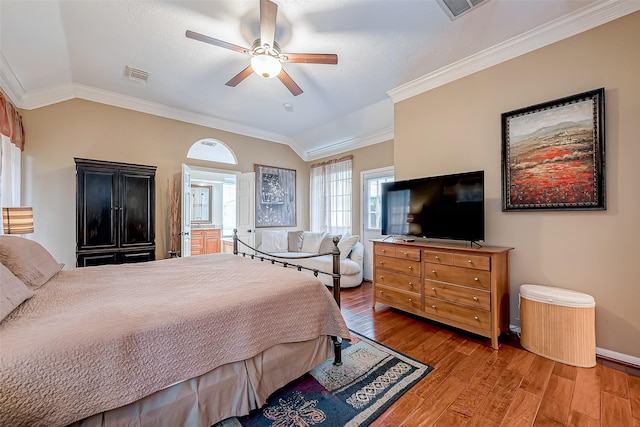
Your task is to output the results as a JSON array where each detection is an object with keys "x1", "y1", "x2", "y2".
[
  {"x1": 310, "y1": 156, "x2": 352, "y2": 234},
  {"x1": 0, "y1": 92, "x2": 25, "y2": 234}
]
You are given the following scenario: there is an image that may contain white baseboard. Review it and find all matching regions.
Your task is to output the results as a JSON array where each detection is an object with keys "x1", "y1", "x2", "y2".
[
  {"x1": 596, "y1": 347, "x2": 640, "y2": 367},
  {"x1": 508, "y1": 324, "x2": 640, "y2": 367}
]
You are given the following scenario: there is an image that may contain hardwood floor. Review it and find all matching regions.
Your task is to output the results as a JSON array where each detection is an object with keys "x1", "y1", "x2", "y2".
[{"x1": 340, "y1": 281, "x2": 640, "y2": 427}]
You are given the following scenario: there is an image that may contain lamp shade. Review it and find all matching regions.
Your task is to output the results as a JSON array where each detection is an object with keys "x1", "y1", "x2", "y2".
[{"x1": 2, "y1": 207, "x2": 34, "y2": 234}]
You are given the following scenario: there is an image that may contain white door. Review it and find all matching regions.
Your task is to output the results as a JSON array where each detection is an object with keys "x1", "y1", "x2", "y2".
[
  {"x1": 235, "y1": 172, "x2": 255, "y2": 253},
  {"x1": 361, "y1": 167, "x2": 394, "y2": 281},
  {"x1": 181, "y1": 164, "x2": 192, "y2": 257}
]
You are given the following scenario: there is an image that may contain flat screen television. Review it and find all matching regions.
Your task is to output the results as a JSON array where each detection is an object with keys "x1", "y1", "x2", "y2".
[{"x1": 381, "y1": 170, "x2": 484, "y2": 243}]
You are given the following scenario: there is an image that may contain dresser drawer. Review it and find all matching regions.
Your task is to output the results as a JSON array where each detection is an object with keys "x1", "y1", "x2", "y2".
[
  {"x1": 424, "y1": 296, "x2": 491, "y2": 331},
  {"x1": 424, "y1": 263, "x2": 491, "y2": 290},
  {"x1": 375, "y1": 285, "x2": 421, "y2": 311},
  {"x1": 394, "y1": 247, "x2": 421, "y2": 261},
  {"x1": 375, "y1": 244, "x2": 421, "y2": 261},
  {"x1": 423, "y1": 250, "x2": 453, "y2": 265},
  {"x1": 375, "y1": 244, "x2": 396, "y2": 258},
  {"x1": 376, "y1": 270, "x2": 420, "y2": 293},
  {"x1": 454, "y1": 253, "x2": 490, "y2": 271},
  {"x1": 424, "y1": 280, "x2": 490, "y2": 310},
  {"x1": 376, "y1": 255, "x2": 421, "y2": 277}
]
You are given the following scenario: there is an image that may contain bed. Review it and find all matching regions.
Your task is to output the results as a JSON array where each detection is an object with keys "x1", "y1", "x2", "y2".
[{"x1": 0, "y1": 235, "x2": 350, "y2": 427}]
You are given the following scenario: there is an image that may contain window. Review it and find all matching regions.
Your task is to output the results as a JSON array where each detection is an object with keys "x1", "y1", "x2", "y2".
[
  {"x1": 187, "y1": 139, "x2": 237, "y2": 165},
  {"x1": 366, "y1": 175, "x2": 394, "y2": 230},
  {"x1": 310, "y1": 156, "x2": 352, "y2": 235}
]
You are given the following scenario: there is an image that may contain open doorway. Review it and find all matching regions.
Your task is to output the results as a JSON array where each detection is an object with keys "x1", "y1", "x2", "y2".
[
  {"x1": 360, "y1": 166, "x2": 394, "y2": 280},
  {"x1": 182, "y1": 165, "x2": 238, "y2": 256},
  {"x1": 180, "y1": 138, "x2": 239, "y2": 256}
]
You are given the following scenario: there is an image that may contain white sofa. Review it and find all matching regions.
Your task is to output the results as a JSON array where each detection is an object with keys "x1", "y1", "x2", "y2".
[{"x1": 256, "y1": 230, "x2": 363, "y2": 289}]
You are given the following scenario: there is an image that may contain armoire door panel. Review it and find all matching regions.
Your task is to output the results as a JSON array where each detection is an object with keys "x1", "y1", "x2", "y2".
[
  {"x1": 120, "y1": 172, "x2": 154, "y2": 247},
  {"x1": 78, "y1": 169, "x2": 117, "y2": 249}
]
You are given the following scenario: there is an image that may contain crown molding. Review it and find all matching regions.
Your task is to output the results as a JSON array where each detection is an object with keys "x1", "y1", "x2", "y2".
[
  {"x1": 303, "y1": 127, "x2": 394, "y2": 162},
  {"x1": 388, "y1": 0, "x2": 640, "y2": 103},
  {"x1": 0, "y1": 53, "x2": 26, "y2": 106}
]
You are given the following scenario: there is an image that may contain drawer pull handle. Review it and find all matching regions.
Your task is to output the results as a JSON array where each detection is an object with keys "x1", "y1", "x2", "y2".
[
  {"x1": 474, "y1": 277, "x2": 479, "y2": 281},
  {"x1": 474, "y1": 316, "x2": 479, "y2": 320},
  {"x1": 432, "y1": 270, "x2": 436, "y2": 274},
  {"x1": 381, "y1": 249, "x2": 386, "y2": 252},
  {"x1": 408, "y1": 298, "x2": 413, "y2": 303},
  {"x1": 408, "y1": 266, "x2": 413, "y2": 270},
  {"x1": 435, "y1": 255, "x2": 439, "y2": 260},
  {"x1": 379, "y1": 290, "x2": 383, "y2": 294},
  {"x1": 408, "y1": 281, "x2": 413, "y2": 285},
  {"x1": 379, "y1": 261, "x2": 384, "y2": 265},
  {"x1": 431, "y1": 287, "x2": 436, "y2": 291},
  {"x1": 432, "y1": 305, "x2": 436, "y2": 309},
  {"x1": 473, "y1": 296, "x2": 479, "y2": 301},
  {"x1": 468, "y1": 260, "x2": 472, "y2": 264},
  {"x1": 379, "y1": 275, "x2": 384, "y2": 279},
  {"x1": 403, "y1": 252, "x2": 408, "y2": 255}
]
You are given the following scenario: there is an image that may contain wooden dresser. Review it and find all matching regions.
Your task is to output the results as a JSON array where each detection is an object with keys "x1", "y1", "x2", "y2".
[{"x1": 372, "y1": 240, "x2": 512, "y2": 349}]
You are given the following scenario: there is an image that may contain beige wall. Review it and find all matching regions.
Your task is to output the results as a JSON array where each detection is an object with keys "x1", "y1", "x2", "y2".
[
  {"x1": 394, "y1": 12, "x2": 640, "y2": 358},
  {"x1": 21, "y1": 99, "x2": 310, "y2": 267},
  {"x1": 309, "y1": 140, "x2": 394, "y2": 236}
]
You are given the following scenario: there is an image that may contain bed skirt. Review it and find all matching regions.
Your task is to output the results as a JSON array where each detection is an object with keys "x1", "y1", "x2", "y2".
[{"x1": 71, "y1": 336, "x2": 334, "y2": 427}]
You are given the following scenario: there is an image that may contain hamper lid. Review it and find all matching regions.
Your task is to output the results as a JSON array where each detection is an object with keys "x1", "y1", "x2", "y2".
[{"x1": 520, "y1": 284, "x2": 595, "y2": 308}]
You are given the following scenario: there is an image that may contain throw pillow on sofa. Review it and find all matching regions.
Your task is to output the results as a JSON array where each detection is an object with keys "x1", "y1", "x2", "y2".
[
  {"x1": 300, "y1": 232, "x2": 325, "y2": 253},
  {"x1": 317, "y1": 234, "x2": 342, "y2": 254},
  {"x1": 337, "y1": 235, "x2": 360, "y2": 259},
  {"x1": 260, "y1": 230, "x2": 288, "y2": 253},
  {"x1": 287, "y1": 231, "x2": 304, "y2": 252}
]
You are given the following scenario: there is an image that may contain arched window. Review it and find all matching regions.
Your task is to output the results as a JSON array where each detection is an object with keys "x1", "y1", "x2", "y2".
[{"x1": 187, "y1": 139, "x2": 237, "y2": 165}]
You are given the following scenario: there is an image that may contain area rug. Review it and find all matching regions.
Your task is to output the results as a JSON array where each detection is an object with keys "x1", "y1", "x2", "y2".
[{"x1": 213, "y1": 331, "x2": 433, "y2": 427}]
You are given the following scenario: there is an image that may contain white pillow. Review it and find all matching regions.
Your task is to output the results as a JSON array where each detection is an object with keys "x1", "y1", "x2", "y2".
[
  {"x1": 1, "y1": 263, "x2": 34, "y2": 321},
  {"x1": 260, "y1": 230, "x2": 288, "y2": 253},
  {"x1": 337, "y1": 235, "x2": 360, "y2": 259},
  {"x1": 318, "y1": 234, "x2": 342, "y2": 254},
  {"x1": 300, "y1": 231, "x2": 325, "y2": 253},
  {"x1": 0, "y1": 235, "x2": 62, "y2": 290}
]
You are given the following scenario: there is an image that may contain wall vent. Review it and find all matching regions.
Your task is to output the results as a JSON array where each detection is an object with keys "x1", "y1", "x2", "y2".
[
  {"x1": 437, "y1": 0, "x2": 488, "y2": 20},
  {"x1": 124, "y1": 66, "x2": 150, "y2": 82}
]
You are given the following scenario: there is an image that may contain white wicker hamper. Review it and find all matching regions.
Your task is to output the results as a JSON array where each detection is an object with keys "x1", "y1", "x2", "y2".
[{"x1": 520, "y1": 284, "x2": 596, "y2": 367}]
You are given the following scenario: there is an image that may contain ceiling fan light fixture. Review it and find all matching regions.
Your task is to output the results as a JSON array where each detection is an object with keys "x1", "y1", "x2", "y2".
[{"x1": 251, "y1": 54, "x2": 282, "y2": 78}]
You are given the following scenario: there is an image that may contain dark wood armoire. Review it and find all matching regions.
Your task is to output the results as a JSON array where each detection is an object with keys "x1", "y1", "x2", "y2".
[{"x1": 75, "y1": 158, "x2": 156, "y2": 267}]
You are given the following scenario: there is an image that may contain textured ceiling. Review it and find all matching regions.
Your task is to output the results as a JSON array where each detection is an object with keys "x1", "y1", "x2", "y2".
[{"x1": 1, "y1": 0, "x2": 636, "y2": 160}]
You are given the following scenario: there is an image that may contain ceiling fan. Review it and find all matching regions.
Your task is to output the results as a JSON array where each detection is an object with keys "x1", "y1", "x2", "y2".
[{"x1": 186, "y1": 0, "x2": 338, "y2": 96}]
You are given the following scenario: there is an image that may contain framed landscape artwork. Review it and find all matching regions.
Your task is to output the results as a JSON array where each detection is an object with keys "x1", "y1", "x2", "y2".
[
  {"x1": 255, "y1": 164, "x2": 296, "y2": 227},
  {"x1": 501, "y1": 88, "x2": 605, "y2": 211}
]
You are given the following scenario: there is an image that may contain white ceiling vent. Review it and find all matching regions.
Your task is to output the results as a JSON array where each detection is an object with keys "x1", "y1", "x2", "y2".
[
  {"x1": 124, "y1": 66, "x2": 150, "y2": 83},
  {"x1": 438, "y1": 0, "x2": 488, "y2": 20}
]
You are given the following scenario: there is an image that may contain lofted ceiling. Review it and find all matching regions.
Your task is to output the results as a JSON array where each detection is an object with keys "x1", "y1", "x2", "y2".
[{"x1": 1, "y1": 1, "x2": 637, "y2": 160}]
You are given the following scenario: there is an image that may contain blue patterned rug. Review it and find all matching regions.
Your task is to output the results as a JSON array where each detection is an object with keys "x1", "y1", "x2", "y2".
[{"x1": 214, "y1": 332, "x2": 433, "y2": 427}]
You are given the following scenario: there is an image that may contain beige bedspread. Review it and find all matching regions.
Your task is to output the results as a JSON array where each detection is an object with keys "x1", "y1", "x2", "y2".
[{"x1": 0, "y1": 254, "x2": 350, "y2": 426}]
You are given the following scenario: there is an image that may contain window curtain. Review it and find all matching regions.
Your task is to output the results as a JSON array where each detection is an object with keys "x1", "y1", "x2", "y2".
[
  {"x1": 0, "y1": 92, "x2": 25, "y2": 234},
  {"x1": 310, "y1": 156, "x2": 352, "y2": 235}
]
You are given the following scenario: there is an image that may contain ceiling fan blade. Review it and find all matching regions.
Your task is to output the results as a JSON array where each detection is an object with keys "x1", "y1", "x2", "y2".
[
  {"x1": 283, "y1": 53, "x2": 338, "y2": 65},
  {"x1": 260, "y1": 0, "x2": 278, "y2": 48},
  {"x1": 277, "y1": 69, "x2": 303, "y2": 96},
  {"x1": 226, "y1": 65, "x2": 254, "y2": 87},
  {"x1": 186, "y1": 30, "x2": 249, "y2": 54}
]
